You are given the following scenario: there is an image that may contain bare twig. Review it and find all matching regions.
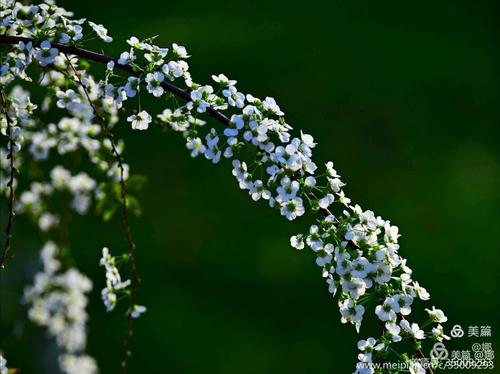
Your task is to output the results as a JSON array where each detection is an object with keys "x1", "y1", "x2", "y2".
[
  {"x1": 64, "y1": 54, "x2": 139, "y2": 374},
  {"x1": 0, "y1": 91, "x2": 16, "y2": 269}
]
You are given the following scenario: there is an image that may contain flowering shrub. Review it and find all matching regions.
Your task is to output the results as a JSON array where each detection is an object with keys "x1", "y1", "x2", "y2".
[{"x1": 0, "y1": 1, "x2": 449, "y2": 373}]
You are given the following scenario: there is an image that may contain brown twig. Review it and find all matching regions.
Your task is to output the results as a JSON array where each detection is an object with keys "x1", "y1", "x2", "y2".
[
  {"x1": 415, "y1": 340, "x2": 434, "y2": 374},
  {"x1": 0, "y1": 91, "x2": 16, "y2": 269},
  {"x1": 0, "y1": 35, "x2": 229, "y2": 125},
  {"x1": 64, "y1": 54, "x2": 139, "y2": 374}
]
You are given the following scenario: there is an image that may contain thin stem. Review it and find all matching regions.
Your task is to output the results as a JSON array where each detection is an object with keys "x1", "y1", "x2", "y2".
[
  {"x1": 0, "y1": 91, "x2": 16, "y2": 269},
  {"x1": 414, "y1": 339, "x2": 434, "y2": 374},
  {"x1": 64, "y1": 54, "x2": 139, "y2": 374}
]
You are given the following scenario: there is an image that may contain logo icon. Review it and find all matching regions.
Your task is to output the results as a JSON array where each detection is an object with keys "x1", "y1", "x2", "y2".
[
  {"x1": 450, "y1": 324, "x2": 464, "y2": 338},
  {"x1": 431, "y1": 342, "x2": 449, "y2": 360}
]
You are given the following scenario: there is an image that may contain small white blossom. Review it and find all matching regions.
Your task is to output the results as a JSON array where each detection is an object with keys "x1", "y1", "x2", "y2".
[
  {"x1": 0, "y1": 354, "x2": 7, "y2": 374},
  {"x1": 127, "y1": 111, "x2": 152, "y2": 130},
  {"x1": 425, "y1": 306, "x2": 447, "y2": 323},
  {"x1": 375, "y1": 297, "x2": 397, "y2": 322},
  {"x1": 145, "y1": 72, "x2": 164, "y2": 97},
  {"x1": 130, "y1": 304, "x2": 147, "y2": 318},
  {"x1": 172, "y1": 43, "x2": 189, "y2": 58},
  {"x1": 400, "y1": 320, "x2": 425, "y2": 340},
  {"x1": 186, "y1": 137, "x2": 206, "y2": 157},
  {"x1": 290, "y1": 234, "x2": 305, "y2": 250},
  {"x1": 88, "y1": 21, "x2": 113, "y2": 43},
  {"x1": 35, "y1": 41, "x2": 58, "y2": 66}
]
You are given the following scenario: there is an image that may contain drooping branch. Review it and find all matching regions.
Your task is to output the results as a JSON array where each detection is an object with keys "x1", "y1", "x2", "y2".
[
  {"x1": 0, "y1": 91, "x2": 16, "y2": 269},
  {"x1": 63, "y1": 54, "x2": 139, "y2": 373},
  {"x1": 0, "y1": 32, "x2": 439, "y2": 374}
]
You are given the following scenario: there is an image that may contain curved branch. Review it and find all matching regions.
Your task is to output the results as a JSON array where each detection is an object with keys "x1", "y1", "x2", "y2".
[
  {"x1": 0, "y1": 91, "x2": 16, "y2": 269},
  {"x1": 1, "y1": 34, "x2": 430, "y2": 373}
]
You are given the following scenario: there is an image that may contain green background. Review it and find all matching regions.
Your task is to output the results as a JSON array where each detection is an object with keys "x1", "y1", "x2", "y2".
[{"x1": 1, "y1": 0, "x2": 500, "y2": 372}]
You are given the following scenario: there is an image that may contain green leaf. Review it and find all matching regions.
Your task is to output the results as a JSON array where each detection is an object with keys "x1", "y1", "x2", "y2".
[
  {"x1": 103, "y1": 205, "x2": 118, "y2": 222},
  {"x1": 126, "y1": 175, "x2": 148, "y2": 192}
]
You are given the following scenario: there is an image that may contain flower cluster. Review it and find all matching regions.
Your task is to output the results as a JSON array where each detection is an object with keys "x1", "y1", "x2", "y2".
[
  {"x1": 99, "y1": 247, "x2": 146, "y2": 317},
  {"x1": 0, "y1": 0, "x2": 450, "y2": 372},
  {"x1": 16, "y1": 165, "x2": 97, "y2": 231},
  {"x1": 24, "y1": 242, "x2": 96, "y2": 374}
]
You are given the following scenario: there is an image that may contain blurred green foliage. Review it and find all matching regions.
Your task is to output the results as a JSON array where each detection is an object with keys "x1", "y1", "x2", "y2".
[{"x1": 1, "y1": 0, "x2": 499, "y2": 372}]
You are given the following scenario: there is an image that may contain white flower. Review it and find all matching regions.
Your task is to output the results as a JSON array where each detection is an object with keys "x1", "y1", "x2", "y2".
[
  {"x1": 316, "y1": 243, "x2": 334, "y2": 266},
  {"x1": 88, "y1": 21, "x2": 113, "y2": 43},
  {"x1": 328, "y1": 177, "x2": 345, "y2": 193},
  {"x1": 0, "y1": 354, "x2": 8, "y2": 374},
  {"x1": 145, "y1": 72, "x2": 164, "y2": 97},
  {"x1": 300, "y1": 131, "x2": 316, "y2": 148},
  {"x1": 375, "y1": 297, "x2": 397, "y2": 322},
  {"x1": 391, "y1": 294, "x2": 413, "y2": 316},
  {"x1": 186, "y1": 137, "x2": 206, "y2": 157},
  {"x1": 59, "y1": 354, "x2": 97, "y2": 374},
  {"x1": 248, "y1": 180, "x2": 271, "y2": 201},
  {"x1": 39, "y1": 212, "x2": 59, "y2": 232},
  {"x1": 107, "y1": 162, "x2": 129, "y2": 182},
  {"x1": 124, "y1": 77, "x2": 140, "y2": 98},
  {"x1": 306, "y1": 225, "x2": 323, "y2": 251},
  {"x1": 163, "y1": 60, "x2": 188, "y2": 79},
  {"x1": 409, "y1": 362, "x2": 426, "y2": 374},
  {"x1": 326, "y1": 275, "x2": 337, "y2": 296},
  {"x1": 325, "y1": 161, "x2": 339, "y2": 177},
  {"x1": 357, "y1": 337, "x2": 385, "y2": 352},
  {"x1": 130, "y1": 304, "x2": 147, "y2": 318},
  {"x1": 339, "y1": 298, "x2": 365, "y2": 332},
  {"x1": 212, "y1": 73, "x2": 236, "y2": 87},
  {"x1": 280, "y1": 197, "x2": 305, "y2": 221},
  {"x1": 189, "y1": 87, "x2": 213, "y2": 113},
  {"x1": 222, "y1": 85, "x2": 245, "y2": 108},
  {"x1": 304, "y1": 176, "x2": 316, "y2": 188},
  {"x1": 351, "y1": 257, "x2": 376, "y2": 279},
  {"x1": 172, "y1": 43, "x2": 189, "y2": 58},
  {"x1": 117, "y1": 49, "x2": 135, "y2": 65},
  {"x1": 385, "y1": 322, "x2": 402, "y2": 342},
  {"x1": 25, "y1": 242, "x2": 93, "y2": 363},
  {"x1": 35, "y1": 40, "x2": 58, "y2": 66},
  {"x1": 318, "y1": 193, "x2": 334, "y2": 209},
  {"x1": 204, "y1": 128, "x2": 221, "y2": 163},
  {"x1": 413, "y1": 281, "x2": 430, "y2": 301},
  {"x1": 431, "y1": 324, "x2": 450, "y2": 342},
  {"x1": 276, "y1": 176, "x2": 300, "y2": 201},
  {"x1": 99, "y1": 247, "x2": 132, "y2": 312},
  {"x1": 337, "y1": 190, "x2": 351, "y2": 206},
  {"x1": 400, "y1": 320, "x2": 425, "y2": 339},
  {"x1": 262, "y1": 97, "x2": 284, "y2": 116},
  {"x1": 127, "y1": 36, "x2": 144, "y2": 49},
  {"x1": 290, "y1": 234, "x2": 305, "y2": 250},
  {"x1": 425, "y1": 306, "x2": 447, "y2": 323},
  {"x1": 56, "y1": 89, "x2": 79, "y2": 109},
  {"x1": 341, "y1": 277, "x2": 367, "y2": 299},
  {"x1": 127, "y1": 111, "x2": 152, "y2": 130}
]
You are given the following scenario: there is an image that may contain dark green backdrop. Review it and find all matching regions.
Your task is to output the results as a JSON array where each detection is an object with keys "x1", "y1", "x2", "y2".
[{"x1": 1, "y1": 0, "x2": 499, "y2": 373}]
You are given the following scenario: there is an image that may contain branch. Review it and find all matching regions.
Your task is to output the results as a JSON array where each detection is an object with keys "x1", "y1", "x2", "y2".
[
  {"x1": 0, "y1": 91, "x2": 16, "y2": 269},
  {"x1": 0, "y1": 35, "x2": 230, "y2": 125},
  {"x1": 0, "y1": 34, "x2": 434, "y2": 374},
  {"x1": 64, "y1": 54, "x2": 139, "y2": 374}
]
